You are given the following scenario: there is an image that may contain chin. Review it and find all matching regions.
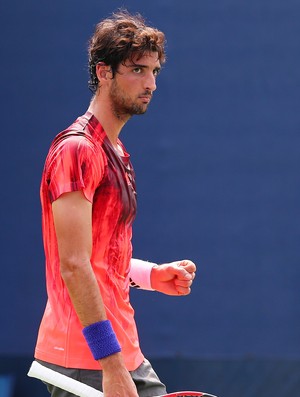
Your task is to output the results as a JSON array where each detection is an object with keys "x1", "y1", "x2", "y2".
[{"x1": 130, "y1": 105, "x2": 148, "y2": 116}]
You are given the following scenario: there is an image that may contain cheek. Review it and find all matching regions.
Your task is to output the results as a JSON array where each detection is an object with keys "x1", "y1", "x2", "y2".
[
  {"x1": 124, "y1": 74, "x2": 141, "y2": 88},
  {"x1": 123, "y1": 83, "x2": 138, "y2": 98},
  {"x1": 116, "y1": 74, "x2": 141, "y2": 96}
]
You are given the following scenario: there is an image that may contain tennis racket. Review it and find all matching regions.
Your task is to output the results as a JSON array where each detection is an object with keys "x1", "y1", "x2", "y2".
[{"x1": 28, "y1": 361, "x2": 217, "y2": 397}]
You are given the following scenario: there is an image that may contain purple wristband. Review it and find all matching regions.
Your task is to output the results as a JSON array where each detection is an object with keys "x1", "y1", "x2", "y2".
[{"x1": 82, "y1": 320, "x2": 121, "y2": 360}]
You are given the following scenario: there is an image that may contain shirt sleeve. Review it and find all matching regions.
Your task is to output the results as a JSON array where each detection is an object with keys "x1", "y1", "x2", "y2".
[{"x1": 47, "y1": 135, "x2": 106, "y2": 203}]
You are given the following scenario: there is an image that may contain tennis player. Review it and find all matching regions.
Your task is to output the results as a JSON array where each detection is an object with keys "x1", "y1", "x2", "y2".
[{"x1": 33, "y1": 10, "x2": 196, "y2": 397}]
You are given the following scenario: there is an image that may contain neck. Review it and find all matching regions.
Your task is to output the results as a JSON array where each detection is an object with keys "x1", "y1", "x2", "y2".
[{"x1": 88, "y1": 93, "x2": 130, "y2": 147}]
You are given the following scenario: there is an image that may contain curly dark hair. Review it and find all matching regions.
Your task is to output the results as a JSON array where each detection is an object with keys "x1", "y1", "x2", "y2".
[{"x1": 88, "y1": 10, "x2": 166, "y2": 93}]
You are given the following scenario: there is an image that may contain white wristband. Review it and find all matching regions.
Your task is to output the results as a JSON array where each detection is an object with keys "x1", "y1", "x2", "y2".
[{"x1": 129, "y1": 258, "x2": 157, "y2": 290}]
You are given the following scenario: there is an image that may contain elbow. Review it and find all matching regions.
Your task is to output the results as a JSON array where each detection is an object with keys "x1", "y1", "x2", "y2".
[{"x1": 59, "y1": 255, "x2": 91, "y2": 282}]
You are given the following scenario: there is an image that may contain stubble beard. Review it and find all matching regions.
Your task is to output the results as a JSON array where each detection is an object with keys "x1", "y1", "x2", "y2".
[{"x1": 109, "y1": 79, "x2": 149, "y2": 120}]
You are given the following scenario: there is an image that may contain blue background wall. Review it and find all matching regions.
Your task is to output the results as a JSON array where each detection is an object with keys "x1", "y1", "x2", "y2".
[{"x1": 0, "y1": 0, "x2": 299, "y2": 396}]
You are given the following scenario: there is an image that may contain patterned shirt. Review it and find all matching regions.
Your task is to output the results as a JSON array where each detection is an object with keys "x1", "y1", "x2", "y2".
[{"x1": 35, "y1": 111, "x2": 144, "y2": 370}]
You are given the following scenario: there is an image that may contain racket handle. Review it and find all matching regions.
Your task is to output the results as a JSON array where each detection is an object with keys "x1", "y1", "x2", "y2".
[
  {"x1": 27, "y1": 361, "x2": 103, "y2": 397},
  {"x1": 28, "y1": 361, "x2": 218, "y2": 397}
]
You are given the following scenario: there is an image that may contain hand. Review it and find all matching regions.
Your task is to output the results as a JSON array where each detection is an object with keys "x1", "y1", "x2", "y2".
[
  {"x1": 150, "y1": 259, "x2": 196, "y2": 296},
  {"x1": 100, "y1": 353, "x2": 138, "y2": 397}
]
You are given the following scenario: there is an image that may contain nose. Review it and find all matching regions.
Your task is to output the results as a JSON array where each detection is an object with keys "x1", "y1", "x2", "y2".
[{"x1": 144, "y1": 72, "x2": 157, "y2": 92}]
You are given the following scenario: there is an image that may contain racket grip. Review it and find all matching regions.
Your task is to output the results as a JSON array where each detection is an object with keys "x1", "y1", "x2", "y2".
[{"x1": 27, "y1": 361, "x2": 103, "y2": 397}]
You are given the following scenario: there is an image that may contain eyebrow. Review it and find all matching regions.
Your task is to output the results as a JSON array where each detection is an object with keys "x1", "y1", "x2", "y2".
[{"x1": 126, "y1": 63, "x2": 161, "y2": 72}]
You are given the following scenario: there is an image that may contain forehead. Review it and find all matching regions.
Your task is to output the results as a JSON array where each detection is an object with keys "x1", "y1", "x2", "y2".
[{"x1": 125, "y1": 51, "x2": 161, "y2": 68}]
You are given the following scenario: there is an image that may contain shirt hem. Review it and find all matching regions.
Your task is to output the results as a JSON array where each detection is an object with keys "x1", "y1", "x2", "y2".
[{"x1": 34, "y1": 349, "x2": 145, "y2": 371}]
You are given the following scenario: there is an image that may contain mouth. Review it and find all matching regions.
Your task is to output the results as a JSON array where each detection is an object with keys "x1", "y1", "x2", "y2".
[
  {"x1": 138, "y1": 93, "x2": 152, "y2": 104},
  {"x1": 139, "y1": 98, "x2": 151, "y2": 104}
]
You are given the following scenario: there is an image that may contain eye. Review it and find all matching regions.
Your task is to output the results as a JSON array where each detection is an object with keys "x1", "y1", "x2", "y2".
[
  {"x1": 132, "y1": 67, "x2": 143, "y2": 74},
  {"x1": 153, "y1": 68, "x2": 161, "y2": 77}
]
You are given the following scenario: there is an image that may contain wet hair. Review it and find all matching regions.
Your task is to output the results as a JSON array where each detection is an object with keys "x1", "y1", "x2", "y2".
[{"x1": 88, "y1": 9, "x2": 166, "y2": 93}]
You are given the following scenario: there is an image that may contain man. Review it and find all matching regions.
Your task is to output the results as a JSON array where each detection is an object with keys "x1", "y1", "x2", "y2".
[{"x1": 34, "y1": 10, "x2": 196, "y2": 397}]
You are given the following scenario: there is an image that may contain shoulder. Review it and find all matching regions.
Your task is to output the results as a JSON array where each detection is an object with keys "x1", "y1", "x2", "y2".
[
  {"x1": 46, "y1": 115, "x2": 108, "y2": 170},
  {"x1": 49, "y1": 130, "x2": 105, "y2": 162}
]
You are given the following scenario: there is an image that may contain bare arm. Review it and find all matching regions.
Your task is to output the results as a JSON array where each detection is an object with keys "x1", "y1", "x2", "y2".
[
  {"x1": 52, "y1": 191, "x2": 104, "y2": 325},
  {"x1": 52, "y1": 191, "x2": 138, "y2": 397}
]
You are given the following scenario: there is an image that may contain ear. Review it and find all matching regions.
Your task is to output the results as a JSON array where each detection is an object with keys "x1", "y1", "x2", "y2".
[{"x1": 95, "y1": 62, "x2": 112, "y2": 82}]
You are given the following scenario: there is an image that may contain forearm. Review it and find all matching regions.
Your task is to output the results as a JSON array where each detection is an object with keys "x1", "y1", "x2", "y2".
[
  {"x1": 61, "y1": 259, "x2": 122, "y2": 367},
  {"x1": 60, "y1": 259, "x2": 106, "y2": 327}
]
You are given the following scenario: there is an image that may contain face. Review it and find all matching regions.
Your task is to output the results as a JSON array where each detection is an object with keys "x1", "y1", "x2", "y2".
[{"x1": 109, "y1": 51, "x2": 161, "y2": 118}]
